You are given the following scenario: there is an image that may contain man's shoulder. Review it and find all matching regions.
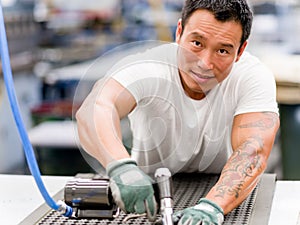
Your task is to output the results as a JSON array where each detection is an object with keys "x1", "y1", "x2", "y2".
[
  {"x1": 236, "y1": 51, "x2": 262, "y2": 68},
  {"x1": 232, "y1": 51, "x2": 274, "y2": 79},
  {"x1": 113, "y1": 43, "x2": 177, "y2": 71},
  {"x1": 221, "y1": 51, "x2": 275, "y2": 95}
]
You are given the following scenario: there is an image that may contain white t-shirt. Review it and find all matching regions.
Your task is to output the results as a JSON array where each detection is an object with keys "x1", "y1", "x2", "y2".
[{"x1": 111, "y1": 43, "x2": 278, "y2": 174}]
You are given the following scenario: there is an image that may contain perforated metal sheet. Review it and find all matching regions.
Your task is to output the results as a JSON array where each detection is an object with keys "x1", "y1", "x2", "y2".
[{"x1": 30, "y1": 173, "x2": 274, "y2": 225}]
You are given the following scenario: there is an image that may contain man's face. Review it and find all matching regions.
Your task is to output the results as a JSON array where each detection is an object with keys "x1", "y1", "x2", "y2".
[{"x1": 175, "y1": 9, "x2": 247, "y2": 100}]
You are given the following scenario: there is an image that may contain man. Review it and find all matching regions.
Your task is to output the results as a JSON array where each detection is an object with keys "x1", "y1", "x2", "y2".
[{"x1": 76, "y1": 0, "x2": 280, "y2": 224}]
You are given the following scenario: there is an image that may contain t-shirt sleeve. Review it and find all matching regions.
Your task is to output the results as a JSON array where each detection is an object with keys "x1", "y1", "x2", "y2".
[
  {"x1": 233, "y1": 59, "x2": 279, "y2": 116},
  {"x1": 111, "y1": 61, "x2": 168, "y2": 103},
  {"x1": 111, "y1": 62, "x2": 146, "y2": 102}
]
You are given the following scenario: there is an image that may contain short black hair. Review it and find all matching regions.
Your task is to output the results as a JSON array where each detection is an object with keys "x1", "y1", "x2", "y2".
[{"x1": 181, "y1": 0, "x2": 253, "y2": 46}]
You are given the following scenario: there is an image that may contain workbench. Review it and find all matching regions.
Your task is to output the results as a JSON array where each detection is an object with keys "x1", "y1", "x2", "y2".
[
  {"x1": 0, "y1": 174, "x2": 70, "y2": 225},
  {"x1": 1, "y1": 174, "x2": 299, "y2": 225}
]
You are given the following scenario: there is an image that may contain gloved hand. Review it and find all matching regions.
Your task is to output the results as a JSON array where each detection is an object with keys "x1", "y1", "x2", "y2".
[
  {"x1": 173, "y1": 198, "x2": 224, "y2": 225},
  {"x1": 106, "y1": 158, "x2": 157, "y2": 221}
]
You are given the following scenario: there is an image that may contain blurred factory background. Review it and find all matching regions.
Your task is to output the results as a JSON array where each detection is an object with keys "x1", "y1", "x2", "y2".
[{"x1": 0, "y1": 0, "x2": 300, "y2": 179}]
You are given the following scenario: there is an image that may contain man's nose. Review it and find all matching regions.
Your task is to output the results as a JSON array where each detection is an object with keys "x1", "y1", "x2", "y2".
[{"x1": 197, "y1": 50, "x2": 213, "y2": 71}]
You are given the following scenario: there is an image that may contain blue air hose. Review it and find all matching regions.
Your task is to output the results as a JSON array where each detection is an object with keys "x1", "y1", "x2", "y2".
[{"x1": 0, "y1": 4, "x2": 72, "y2": 217}]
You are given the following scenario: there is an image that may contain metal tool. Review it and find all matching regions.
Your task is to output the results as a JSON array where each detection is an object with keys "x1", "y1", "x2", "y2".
[
  {"x1": 64, "y1": 173, "x2": 119, "y2": 218},
  {"x1": 155, "y1": 168, "x2": 174, "y2": 225},
  {"x1": 64, "y1": 168, "x2": 174, "y2": 224}
]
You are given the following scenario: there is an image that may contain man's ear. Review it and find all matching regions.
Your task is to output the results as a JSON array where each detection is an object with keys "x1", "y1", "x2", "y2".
[
  {"x1": 235, "y1": 41, "x2": 248, "y2": 62},
  {"x1": 175, "y1": 19, "x2": 183, "y2": 43}
]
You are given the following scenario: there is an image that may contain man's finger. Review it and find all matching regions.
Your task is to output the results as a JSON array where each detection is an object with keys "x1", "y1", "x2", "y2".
[{"x1": 145, "y1": 196, "x2": 157, "y2": 222}]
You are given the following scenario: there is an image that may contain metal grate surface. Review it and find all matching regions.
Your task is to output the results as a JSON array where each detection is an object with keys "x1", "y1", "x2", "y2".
[{"x1": 37, "y1": 173, "x2": 259, "y2": 225}]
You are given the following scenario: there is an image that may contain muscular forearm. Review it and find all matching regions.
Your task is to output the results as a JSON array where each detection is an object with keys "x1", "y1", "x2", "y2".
[
  {"x1": 94, "y1": 103, "x2": 131, "y2": 166},
  {"x1": 205, "y1": 136, "x2": 266, "y2": 214},
  {"x1": 76, "y1": 80, "x2": 131, "y2": 168}
]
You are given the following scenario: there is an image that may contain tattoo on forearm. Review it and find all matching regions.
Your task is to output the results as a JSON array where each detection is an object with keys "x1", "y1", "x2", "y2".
[
  {"x1": 238, "y1": 112, "x2": 278, "y2": 130},
  {"x1": 215, "y1": 137, "x2": 264, "y2": 199}
]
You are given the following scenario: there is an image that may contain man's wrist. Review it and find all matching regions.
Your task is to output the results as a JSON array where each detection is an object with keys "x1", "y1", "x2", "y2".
[
  {"x1": 197, "y1": 198, "x2": 223, "y2": 214},
  {"x1": 106, "y1": 158, "x2": 137, "y2": 176},
  {"x1": 196, "y1": 198, "x2": 224, "y2": 224}
]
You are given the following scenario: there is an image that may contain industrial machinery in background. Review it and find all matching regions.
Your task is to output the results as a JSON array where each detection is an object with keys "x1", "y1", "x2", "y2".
[{"x1": 30, "y1": 0, "x2": 182, "y2": 127}]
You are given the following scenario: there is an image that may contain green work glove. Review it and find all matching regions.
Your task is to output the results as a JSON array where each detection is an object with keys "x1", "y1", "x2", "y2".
[
  {"x1": 106, "y1": 158, "x2": 157, "y2": 221},
  {"x1": 173, "y1": 198, "x2": 224, "y2": 225}
]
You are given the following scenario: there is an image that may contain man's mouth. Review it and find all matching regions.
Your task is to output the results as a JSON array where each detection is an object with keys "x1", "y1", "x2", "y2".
[{"x1": 191, "y1": 70, "x2": 215, "y2": 83}]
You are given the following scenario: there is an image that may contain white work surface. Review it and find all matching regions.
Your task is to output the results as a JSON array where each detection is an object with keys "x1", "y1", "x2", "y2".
[
  {"x1": 268, "y1": 181, "x2": 300, "y2": 225},
  {"x1": 0, "y1": 174, "x2": 300, "y2": 225},
  {"x1": 0, "y1": 174, "x2": 71, "y2": 225},
  {"x1": 28, "y1": 120, "x2": 79, "y2": 148}
]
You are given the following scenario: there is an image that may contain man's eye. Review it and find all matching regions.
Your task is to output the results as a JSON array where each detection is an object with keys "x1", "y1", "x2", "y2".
[
  {"x1": 192, "y1": 41, "x2": 202, "y2": 47},
  {"x1": 219, "y1": 49, "x2": 229, "y2": 55}
]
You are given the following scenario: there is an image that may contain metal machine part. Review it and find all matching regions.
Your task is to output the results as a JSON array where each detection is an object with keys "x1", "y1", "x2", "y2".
[
  {"x1": 64, "y1": 173, "x2": 119, "y2": 219},
  {"x1": 64, "y1": 169, "x2": 174, "y2": 223},
  {"x1": 155, "y1": 168, "x2": 174, "y2": 225}
]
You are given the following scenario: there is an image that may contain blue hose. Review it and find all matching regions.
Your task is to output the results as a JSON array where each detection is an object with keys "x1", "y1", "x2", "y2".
[{"x1": 0, "y1": 4, "x2": 72, "y2": 217}]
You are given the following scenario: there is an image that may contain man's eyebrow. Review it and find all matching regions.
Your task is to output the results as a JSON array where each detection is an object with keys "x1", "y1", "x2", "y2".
[
  {"x1": 220, "y1": 43, "x2": 234, "y2": 49},
  {"x1": 190, "y1": 32, "x2": 206, "y2": 40},
  {"x1": 190, "y1": 32, "x2": 234, "y2": 49}
]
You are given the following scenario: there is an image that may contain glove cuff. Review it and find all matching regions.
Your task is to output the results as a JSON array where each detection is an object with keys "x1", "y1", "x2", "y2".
[
  {"x1": 106, "y1": 158, "x2": 137, "y2": 176},
  {"x1": 197, "y1": 198, "x2": 223, "y2": 214},
  {"x1": 196, "y1": 198, "x2": 224, "y2": 224}
]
